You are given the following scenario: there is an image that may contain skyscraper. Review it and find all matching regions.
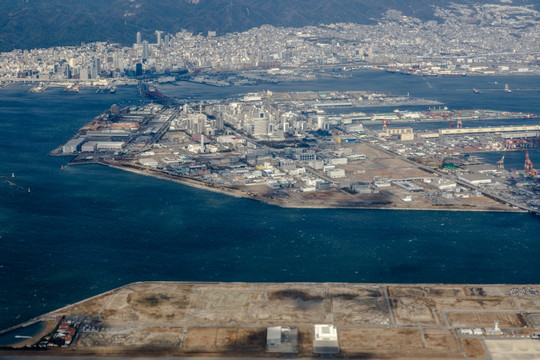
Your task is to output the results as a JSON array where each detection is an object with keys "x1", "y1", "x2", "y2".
[
  {"x1": 135, "y1": 63, "x2": 143, "y2": 76},
  {"x1": 142, "y1": 40, "x2": 149, "y2": 62},
  {"x1": 136, "y1": 31, "x2": 142, "y2": 46},
  {"x1": 156, "y1": 31, "x2": 162, "y2": 46},
  {"x1": 164, "y1": 34, "x2": 170, "y2": 48}
]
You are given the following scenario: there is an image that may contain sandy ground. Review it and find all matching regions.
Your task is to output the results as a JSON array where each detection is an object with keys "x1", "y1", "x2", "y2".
[{"x1": 1, "y1": 282, "x2": 532, "y2": 358}]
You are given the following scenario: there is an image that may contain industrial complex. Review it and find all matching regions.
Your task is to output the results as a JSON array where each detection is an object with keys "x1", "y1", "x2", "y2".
[{"x1": 50, "y1": 89, "x2": 540, "y2": 214}]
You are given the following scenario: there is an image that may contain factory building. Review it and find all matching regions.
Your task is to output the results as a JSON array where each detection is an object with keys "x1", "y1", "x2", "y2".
[
  {"x1": 96, "y1": 141, "x2": 125, "y2": 150},
  {"x1": 62, "y1": 137, "x2": 84, "y2": 153},
  {"x1": 139, "y1": 158, "x2": 159, "y2": 168},
  {"x1": 379, "y1": 127, "x2": 414, "y2": 141},
  {"x1": 313, "y1": 324, "x2": 339, "y2": 354},
  {"x1": 458, "y1": 173, "x2": 492, "y2": 185},
  {"x1": 327, "y1": 169, "x2": 346, "y2": 179},
  {"x1": 266, "y1": 326, "x2": 298, "y2": 353},
  {"x1": 81, "y1": 141, "x2": 98, "y2": 152},
  {"x1": 434, "y1": 178, "x2": 457, "y2": 191},
  {"x1": 351, "y1": 181, "x2": 373, "y2": 194}
]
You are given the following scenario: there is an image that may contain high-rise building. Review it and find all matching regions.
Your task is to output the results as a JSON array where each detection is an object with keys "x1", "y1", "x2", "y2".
[
  {"x1": 142, "y1": 40, "x2": 149, "y2": 61},
  {"x1": 113, "y1": 53, "x2": 119, "y2": 70},
  {"x1": 135, "y1": 63, "x2": 143, "y2": 76},
  {"x1": 164, "y1": 34, "x2": 170, "y2": 48},
  {"x1": 136, "y1": 31, "x2": 142, "y2": 45},
  {"x1": 156, "y1": 31, "x2": 162, "y2": 46},
  {"x1": 90, "y1": 58, "x2": 97, "y2": 79}
]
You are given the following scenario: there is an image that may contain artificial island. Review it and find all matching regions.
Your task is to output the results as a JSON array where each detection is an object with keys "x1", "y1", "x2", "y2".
[
  {"x1": 51, "y1": 87, "x2": 540, "y2": 214},
  {"x1": 2, "y1": 281, "x2": 540, "y2": 359}
]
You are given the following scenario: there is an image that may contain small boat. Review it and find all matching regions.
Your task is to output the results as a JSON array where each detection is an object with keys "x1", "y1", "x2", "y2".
[
  {"x1": 63, "y1": 84, "x2": 80, "y2": 93},
  {"x1": 504, "y1": 84, "x2": 511, "y2": 93},
  {"x1": 473, "y1": 88, "x2": 480, "y2": 94}
]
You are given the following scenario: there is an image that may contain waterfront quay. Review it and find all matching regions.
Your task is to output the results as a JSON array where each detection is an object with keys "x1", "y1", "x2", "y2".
[
  {"x1": 3, "y1": 281, "x2": 540, "y2": 359},
  {"x1": 51, "y1": 89, "x2": 539, "y2": 213}
]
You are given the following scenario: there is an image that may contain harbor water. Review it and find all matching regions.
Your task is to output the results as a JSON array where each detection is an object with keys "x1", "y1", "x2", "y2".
[{"x1": 1, "y1": 72, "x2": 540, "y2": 331}]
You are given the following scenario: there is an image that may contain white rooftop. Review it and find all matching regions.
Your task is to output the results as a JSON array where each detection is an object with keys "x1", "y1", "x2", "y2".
[{"x1": 314, "y1": 324, "x2": 338, "y2": 341}]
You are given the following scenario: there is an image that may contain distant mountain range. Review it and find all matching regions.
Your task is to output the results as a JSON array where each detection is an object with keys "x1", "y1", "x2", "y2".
[{"x1": 0, "y1": 0, "x2": 538, "y2": 52}]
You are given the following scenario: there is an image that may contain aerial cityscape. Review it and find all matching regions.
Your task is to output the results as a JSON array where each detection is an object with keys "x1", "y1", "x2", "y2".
[{"x1": 1, "y1": 0, "x2": 540, "y2": 359}]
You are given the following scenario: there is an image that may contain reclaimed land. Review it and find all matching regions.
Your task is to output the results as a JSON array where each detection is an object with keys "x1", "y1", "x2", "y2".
[
  {"x1": 4, "y1": 282, "x2": 540, "y2": 358},
  {"x1": 99, "y1": 159, "x2": 519, "y2": 213}
]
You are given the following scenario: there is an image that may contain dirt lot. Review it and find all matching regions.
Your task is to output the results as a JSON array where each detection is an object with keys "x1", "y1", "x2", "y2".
[
  {"x1": 339, "y1": 328, "x2": 461, "y2": 358},
  {"x1": 446, "y1": 311, "x2": 525, "y2": 328},
  {"x1": 182, "y1": 327, "x2": 266, "y2": 353},
  {"x1": 39, "y1": 282, "x2": 540, "y2": 359}
]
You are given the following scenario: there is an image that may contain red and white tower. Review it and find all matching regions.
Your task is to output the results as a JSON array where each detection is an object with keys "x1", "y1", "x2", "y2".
[
  {"x1": 497, "y1": 154, "x2": 505, "y2": 170},
  {"x1": 524, "y1": 151, "x2": 534, "y2": 173}
]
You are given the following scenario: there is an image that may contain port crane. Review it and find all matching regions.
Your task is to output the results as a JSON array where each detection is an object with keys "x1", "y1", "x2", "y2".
[
  {"x1": 497, "y1": 154, "x2": 505, "y2": 170},
  {"x1": 524, "y1": 151, "x2": 536, "y2": 177}
]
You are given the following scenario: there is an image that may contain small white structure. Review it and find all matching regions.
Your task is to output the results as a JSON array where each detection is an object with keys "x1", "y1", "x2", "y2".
[
  {"x1": 313, "y1": 324, "x2": 339, "y2": 354},
  {"x1": 472, "y1": 328, "x2": 484, "y2": 336},
  {"x1": 485, "y1": 320, "x2": 503, "y2": 335}
]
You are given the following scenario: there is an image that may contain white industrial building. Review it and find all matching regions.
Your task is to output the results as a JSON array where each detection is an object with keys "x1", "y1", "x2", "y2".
[
  {"x1": 266, "y1": 326, "x2": 298, "y2": 353},
  {"x1": 458, "y1": 173, "x2": 492, "y2": 185},
  {"x1": 139, "y1": 158, "x2": 159, "y2": 168},
  {"x1": 327, "y1": 169, "x2": 346, "y2": 178},
  {"x1": 329, "y1": 158, "x2": 348, "y2": 166},
  {"x1": 81, "y1": 141, "x2": 98, "y2": 152},
  {"x1": 96, "y1": 141, "x2": 125, "y2": 150},
  {"x1": 62, "y1": 137, "x2": 84, "y2": 153},
  {"x1": 434, "y1": 178, "x2": 457, "y2": 191},
  {"x1": 313, "y1": 324, "x2": 339, "y2": 354}
]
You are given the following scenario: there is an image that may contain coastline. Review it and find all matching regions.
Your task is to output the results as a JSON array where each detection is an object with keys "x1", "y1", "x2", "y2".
[
  {"x1": 98, "y1": 160, "x2": 523, "y2": 213},
  {"x1": 4, "y1": 281, "x2": 540, "y2": 358}
]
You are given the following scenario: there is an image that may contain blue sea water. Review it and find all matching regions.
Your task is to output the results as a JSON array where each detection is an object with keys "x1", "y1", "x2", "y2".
[
  {"x1": 1, "y1": 72, "x2": 540, "y2": 331},
  {"x1": 0, "y1": 321, "x2": 46, "y2": 346}
]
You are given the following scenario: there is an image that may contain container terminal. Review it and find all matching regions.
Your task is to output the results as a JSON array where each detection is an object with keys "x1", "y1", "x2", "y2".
[
  {"x1": 50, "y1": 89, "x2": 540, "y2": 214},
  {"x1": 2, "y1": 281, "x2": 540, "y2": 359}
]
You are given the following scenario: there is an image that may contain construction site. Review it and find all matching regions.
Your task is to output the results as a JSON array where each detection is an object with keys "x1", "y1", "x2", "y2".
[{"x1": 2, "y1": 282, "x2": 540, "y2": 359}]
